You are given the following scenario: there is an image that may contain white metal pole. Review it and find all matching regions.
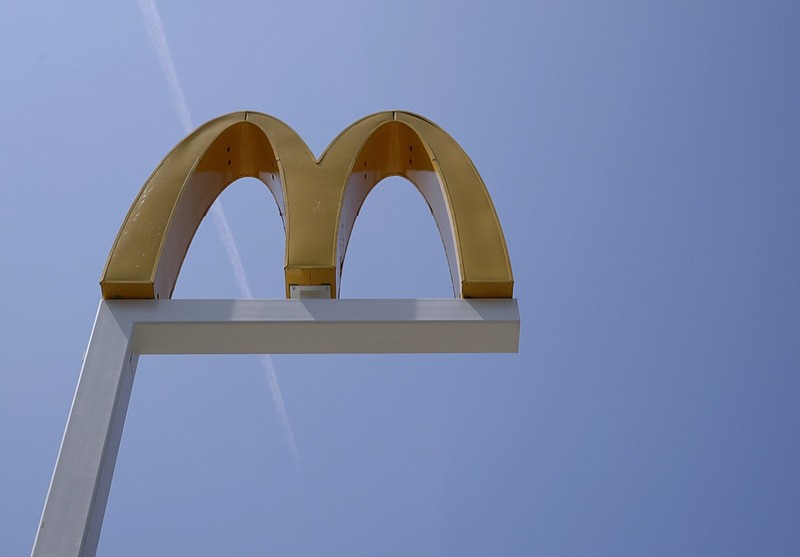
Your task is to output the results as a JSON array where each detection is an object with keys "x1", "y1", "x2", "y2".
[{"x1": 31, "y1": 302, "x2": 137, "y2": 557}]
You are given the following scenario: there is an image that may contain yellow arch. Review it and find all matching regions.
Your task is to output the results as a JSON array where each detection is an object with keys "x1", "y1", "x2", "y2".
[{"x1": 100, "y1": 111, "x2": 513, "y2": 299}]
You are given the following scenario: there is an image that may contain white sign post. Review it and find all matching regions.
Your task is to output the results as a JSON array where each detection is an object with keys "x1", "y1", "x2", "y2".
[{"x1": 31, "y1": 298, "x2": 519, "y2": 557}]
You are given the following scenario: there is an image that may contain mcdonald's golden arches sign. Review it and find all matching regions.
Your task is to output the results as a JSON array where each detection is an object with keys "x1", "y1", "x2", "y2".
[{"x1": 101, "y1": 111, "x2": 513, "y2": 299}]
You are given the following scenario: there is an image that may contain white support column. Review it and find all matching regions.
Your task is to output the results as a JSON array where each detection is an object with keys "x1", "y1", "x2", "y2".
[
  {"x1": 31, "y1": 303, "x2": 136, "y2": 557},
  {"x1": 32, "y1": 298, "x2": 519, "y2": 557}
]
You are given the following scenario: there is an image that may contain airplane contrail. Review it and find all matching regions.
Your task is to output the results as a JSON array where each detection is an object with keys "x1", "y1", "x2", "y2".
[
  {"x1": 135, "y1": 0, "x2": 302, "y2": 472},
  {"x1": 135, "y1": 0, "x2": 191, "y2": 133}
]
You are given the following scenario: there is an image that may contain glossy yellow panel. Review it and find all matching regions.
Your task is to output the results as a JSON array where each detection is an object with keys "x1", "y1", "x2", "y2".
[{"x1": 101, "y1": 111, "x2": 513, "y2": 299}]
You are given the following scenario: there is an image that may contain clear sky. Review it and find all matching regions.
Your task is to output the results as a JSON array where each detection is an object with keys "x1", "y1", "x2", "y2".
[{"x1": 2, "y1": 1, "x2": 800, "y2": 556}]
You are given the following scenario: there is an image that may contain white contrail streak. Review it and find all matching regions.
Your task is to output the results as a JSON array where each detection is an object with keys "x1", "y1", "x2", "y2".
[
  {"x1": 260, "y1": 355, "x2": 301, "y2": 469},
  {"x1": 210, "y1": 205, "x2": 254, "y2": 298},
  {"x1": 135, "y1": 0, "x2": 192, "y2": 134},
  {"x1": 135, "y1": 0, "x2": 302, "y2": 471}
]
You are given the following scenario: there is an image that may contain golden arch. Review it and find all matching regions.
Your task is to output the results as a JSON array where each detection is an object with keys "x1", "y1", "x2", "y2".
[{"x1": 100, "y1": 111, "x2": 513, "y2": 299}]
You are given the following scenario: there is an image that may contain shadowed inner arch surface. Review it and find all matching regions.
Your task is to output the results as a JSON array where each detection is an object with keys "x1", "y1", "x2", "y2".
[
  {"x1": 341, "y1": 176, "x2": 453, "y2": 298},
  {"x1": 173, "y1": 177, "x2": 287, "y2": 299}
]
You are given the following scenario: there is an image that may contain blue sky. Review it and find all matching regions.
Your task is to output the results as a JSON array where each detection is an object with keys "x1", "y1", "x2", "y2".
[{"x1": 2, "y1": 1, "x2": 800, "y2": 555}]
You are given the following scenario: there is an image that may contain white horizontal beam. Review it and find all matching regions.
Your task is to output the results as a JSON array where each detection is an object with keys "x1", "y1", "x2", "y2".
[{"x1": 112, "y1": 298, "x2": 520, "y2": 354}]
